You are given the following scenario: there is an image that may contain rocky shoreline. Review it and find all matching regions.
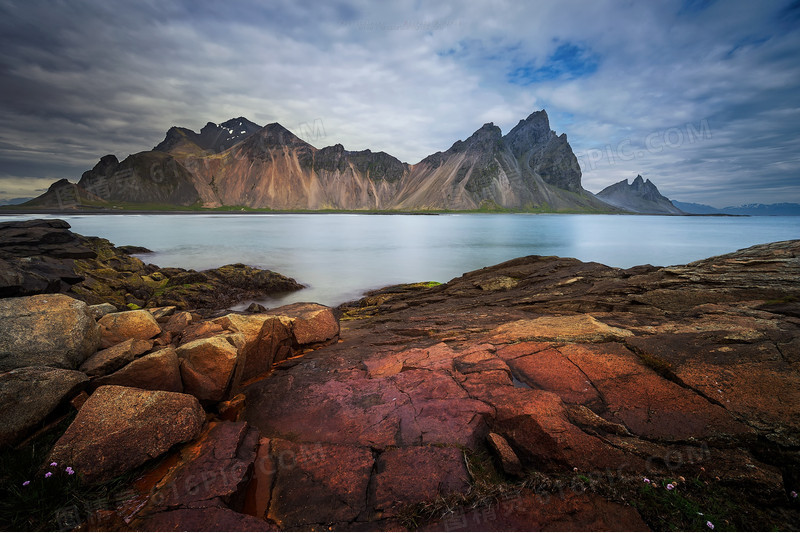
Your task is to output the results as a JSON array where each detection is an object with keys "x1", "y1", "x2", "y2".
[{"x1": 0, "y1": 221, "x2": 799, "y2": 531}]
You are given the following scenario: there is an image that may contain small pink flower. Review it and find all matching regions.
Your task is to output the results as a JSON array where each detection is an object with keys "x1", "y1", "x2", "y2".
[
  {"x1": 791, "y1": 490, "x2": 798, "y2": 499},
  {"x1": 707, "y1": 520, "x2": 714, "y2": 530},
  {"x1": 49, "y1": 462, "x2": 58, "y2": 467},
  {"x1": 44, "y1": 472, "x2": 52, "y2": 478},
  {"x1": 22, "y1": 480, "x2": 30, "y2": 487},
  {"x1": 643, "y1": 477, "x2": 650, "y2": 483},
  {"x1": 666, "y1": 483, "x2": 675, "y2": 490},
  {"x1": 65, "y1": 467, "x2": 75, "y2": 475}
]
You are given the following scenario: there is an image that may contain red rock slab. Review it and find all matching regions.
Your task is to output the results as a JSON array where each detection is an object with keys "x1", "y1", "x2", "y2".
[
  {"x1": 139, "y1": 504, "x2": 276, "y2": 531},
  {"x1": 507, "y1": 347, "x2": 602, "y2": 406},
  {"x1": 150, "y1": 421, "x2": 259, "y2": 510},
  {"x1": 495, "y1": 341, "x2": 554, "y2": 361},
  {"x1": 558, "y1": 343, "x2": 753, "y2": 442},
  {"x1": 373, "y1": 446, "x2": 470, "y2": 516},
  {"x1": 246, "y1": 366, "x2": 492, "y2": 449},
  {"x1": 266, "y1": 439, "x2": 374, "y2": 528},
  {"x1": 628, "y1": 335, "x2": 800, "y2": 446},
  {"x1": 486, "y1": 387, "x2": 644, "y2": 472},
  {"x1": 423, "y1": 490, "x2": 649, "y2": 531}
]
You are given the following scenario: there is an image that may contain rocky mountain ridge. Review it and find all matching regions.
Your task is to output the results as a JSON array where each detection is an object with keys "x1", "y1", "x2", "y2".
[
  {"x1": 597, "y1": 174, "x2": 684, "y2": 215},
  {"x1": 25, "y1": 110, "x2": 618, "y2": 212}
]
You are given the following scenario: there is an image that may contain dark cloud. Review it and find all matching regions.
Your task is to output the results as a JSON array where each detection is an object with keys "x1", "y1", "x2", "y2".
[{"x1": 0, "y1": 0, "x2": 797, "y2": 207}]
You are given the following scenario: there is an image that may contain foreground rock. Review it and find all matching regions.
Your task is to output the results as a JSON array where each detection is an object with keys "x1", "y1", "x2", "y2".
[
  {"x1": 236, "y1": 240, "x2": 800, "y2": 531},
  {"x1": 0, "y1": 294, "x2": 100, "y2": 371},
  {"x1": 0, "y1": 366, "x2": 88, "y2": 447},
  {"x1": 47, "y1": 385, "x2": 205, "y2": 483}
]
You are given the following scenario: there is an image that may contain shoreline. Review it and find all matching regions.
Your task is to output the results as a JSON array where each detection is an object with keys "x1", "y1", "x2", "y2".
[{"x1": 0, "y1": 207, "x2": 745, "y2": 217}]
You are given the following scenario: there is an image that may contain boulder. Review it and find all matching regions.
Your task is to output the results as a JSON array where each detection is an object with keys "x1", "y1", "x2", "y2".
[
  {"x1": 242, "y1": 317, "x2": 293, "y2": 381},
  {"x1": 0, "y1": 366, "x2": 88, "y2": 446},
  {"x1": 79, "y1": 338, "x2": 153, "y2": 377},
  {"x1": 177, "y1": 335, "x2": 242, "y2": 402},
  {"x1": 0, "y1": 294, "x2": 100, "y2": 371},
  {"x1": 97, "y1": 309, "x2": 161, "y2": 348},
  {"x1": 88, "y1": 302, "x2": 117, "y2": 319},
  {"x1": 47, "y1": 385, "x2": 205, "y2": 483},
  {"x1": 486, "y1": 432, "x2": 524, "y2": 478},
  {"x1": 269, "y1": 303, "x2": 339, "y2": 347},
  {"x1": 373, "y1": 446, "x2": 470, "y2": 516},
  {"x1": 91, "y1": 347, "x2": 183, "y2": 393}
]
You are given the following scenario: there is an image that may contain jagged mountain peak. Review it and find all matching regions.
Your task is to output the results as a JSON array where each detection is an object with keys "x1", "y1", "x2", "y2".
[{"x1": 597, "y1": 175, "x2": 684, "y2": 215}]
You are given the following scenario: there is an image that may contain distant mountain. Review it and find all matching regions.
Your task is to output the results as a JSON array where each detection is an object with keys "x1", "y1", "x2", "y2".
[
  {"x1": 26, "y1": 152, "x2": 200, "y2": 208},
  {"x1": 0, "y1": 197, "x2": 32, "y2": 206},
  {"x1": 720, "y1": 203, "x2": 800, "y2": 216},
  {"x1": 671, "y1": 201, "x2": 722, "y2": 215},
  {"x1": 596, "y1": 175, "x2": 684, "y2": 215},
  {"x1": 673, "y1": 201, "x2": 800, "y2": 216},
  {"x1": 27, "y1": 110, "x2": 620, "y2": 212}
]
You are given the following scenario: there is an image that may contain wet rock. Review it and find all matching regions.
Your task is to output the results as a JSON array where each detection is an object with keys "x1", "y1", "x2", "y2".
[
  {"x1": 0, "y1": 294, "x2": 100, "y2": 371},
  {"x1": 266, "y1": 439, "x2": 374, "y2": 528},
  {"x1": 79, "y1": 338, "x2": 153, "y2": 377},
  {"x1": 91, "y1": 347, "x2": 183, "y2": 393},
  {"x1": 0, "y1": 366, "x2": 88, "y2": 446},
  {"x1": 373, "y1": 446, "x2": 470, "y2": 516},
  {"x1": 97, "y1": 309, "x2": 161, "y2": 348},
  {"x1": 47, "y1": 385, "x2": 205, "y2": 483}
]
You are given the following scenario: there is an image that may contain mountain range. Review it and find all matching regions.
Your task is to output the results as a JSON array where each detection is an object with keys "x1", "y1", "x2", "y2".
[
  {"x1": 672, "y1": 201, "x2": 800, "y2": 216},
  {"x1": 25, "y1": 111, "x2": 615, "y2": 212}
]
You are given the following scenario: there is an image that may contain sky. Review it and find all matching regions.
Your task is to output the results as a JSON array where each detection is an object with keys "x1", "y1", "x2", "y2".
[{"x1": 0, "y1": 0, "x2": 799, "y2": 208}]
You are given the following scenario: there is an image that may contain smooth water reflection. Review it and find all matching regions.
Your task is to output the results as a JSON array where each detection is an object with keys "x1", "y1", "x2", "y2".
[{"x1": 2, "y1": 213, "x2": 798, "y2": 307}]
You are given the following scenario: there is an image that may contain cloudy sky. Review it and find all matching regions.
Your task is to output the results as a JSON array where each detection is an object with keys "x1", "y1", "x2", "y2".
[{"x1": 1, "y1": 0, "x2": 798, "y2": 207}]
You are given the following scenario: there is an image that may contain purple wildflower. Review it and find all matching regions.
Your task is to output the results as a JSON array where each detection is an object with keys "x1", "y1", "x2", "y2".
[
  {"x1": 643, "y1": 477, "x2": 650, "y2": 483},
  {"x1": 49, "y1": 462, "x2": 57, "y2": 467},
  {"x1": 65, "y1": 467, "x2": 75, "y2": 475},
  {"x1": 791, "y1": 490, "x2": 798, "y2": 499},
  {"x1": 707, "y1": 520, "x2": 714, "y2": 530},
  {"x1": 22, "y1": 480, "x2": 30, "y2": 487},
  {"x1": 666, "y1": 483, "x2": 675, "y2": 490}
]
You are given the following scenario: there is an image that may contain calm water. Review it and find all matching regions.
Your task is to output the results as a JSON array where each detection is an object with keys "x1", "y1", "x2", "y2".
[{"x1": 2, "y1": 214, "x2": 799, "y2": 308}]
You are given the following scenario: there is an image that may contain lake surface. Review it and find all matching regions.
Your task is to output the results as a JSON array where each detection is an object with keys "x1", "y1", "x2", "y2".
[{"x1": 2, "y1": 214, "x2": 799, "y2": 308}]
